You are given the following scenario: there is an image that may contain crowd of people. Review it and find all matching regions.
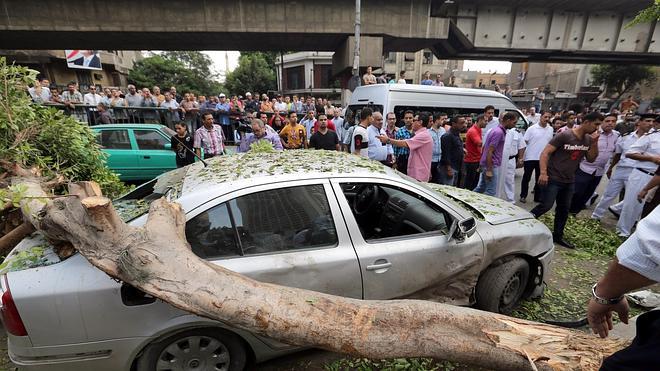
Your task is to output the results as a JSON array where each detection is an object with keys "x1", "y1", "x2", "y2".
[{"x1": 28, "y1": 77, "x2": 659, "y2": 245}]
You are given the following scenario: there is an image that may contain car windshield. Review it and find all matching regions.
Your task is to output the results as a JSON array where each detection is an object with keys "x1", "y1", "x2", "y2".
[
  {"x1": 344, "y1": 104, "x2": 384, "y2": 126},
  {"x1": 113, "y1": 165, "x2": 189, "y2": 222}
]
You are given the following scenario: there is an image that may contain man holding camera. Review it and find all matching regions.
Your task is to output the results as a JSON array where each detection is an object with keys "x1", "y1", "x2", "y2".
[{"x1": 237, "y1": 119, "x2": 284, "y2": 152}]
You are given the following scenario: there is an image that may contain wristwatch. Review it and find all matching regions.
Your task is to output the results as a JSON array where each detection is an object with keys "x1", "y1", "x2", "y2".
[
  {"x1": 386, "y1": 138, "x2": 391, "y2": 145},
  {"x1": 591, "y1": 283, "x2": 624, "y2": 305}
]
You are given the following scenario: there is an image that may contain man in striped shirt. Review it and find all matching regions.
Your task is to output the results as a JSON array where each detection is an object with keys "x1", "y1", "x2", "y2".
[{"x1": 394, "y1": 110, "x2": 414, "y2": 175}]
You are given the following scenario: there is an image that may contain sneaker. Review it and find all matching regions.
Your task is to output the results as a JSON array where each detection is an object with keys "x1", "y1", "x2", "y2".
[
  {"x1": 555, "y1": 238, "x2": 575, "y2": 249},
  {"x1": 589, "y1": 193, "x2": 599, "y2": 206},
  {"x1": 608, "y1": 206, "x2": 620, "y2": 219},
  {"x1": 519, "y1": 197, "x2": 526, "y2": 203}
]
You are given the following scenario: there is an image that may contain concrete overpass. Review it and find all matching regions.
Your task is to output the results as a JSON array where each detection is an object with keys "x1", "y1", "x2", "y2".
[{"x1": 0, "y1": 0, "x2": 657, "y2": 66}]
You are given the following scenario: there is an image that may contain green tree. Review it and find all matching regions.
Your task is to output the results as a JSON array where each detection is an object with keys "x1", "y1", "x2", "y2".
[
  {"x1": 0, "y1": 57, "x2": 127, "y2": 198},
  {"x1": 590, "y1": 65, "x2": 657, "y2": 99},
  {"x1": 626, "y1": 0, "x2": 660, "y2": 28},
  {"x1": 224, "y1": 52, "x2": 277, "y2": 96},
  {"x1": 129, "y1": 52, "x2": 223, "y2": 96}
]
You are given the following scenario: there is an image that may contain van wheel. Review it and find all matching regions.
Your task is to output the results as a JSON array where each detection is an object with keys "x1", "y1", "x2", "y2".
[
  {"x1": 475, "y1": 258, "x2": 529, "y2": 314},
  {"x1": 136, "y1": 328, "x2": 247, "y2": 371}
]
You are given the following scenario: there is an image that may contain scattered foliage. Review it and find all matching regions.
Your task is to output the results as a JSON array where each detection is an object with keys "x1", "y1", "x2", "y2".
[
  {"x1": 538, "y1": 213, "x2": 622, "y2": 256},
  {"x1": 324, "y1": 358, "x2": 459, "y2": 371},
  {"x1": 626, "y1": 0, "x2": 660, "y2": 28}
]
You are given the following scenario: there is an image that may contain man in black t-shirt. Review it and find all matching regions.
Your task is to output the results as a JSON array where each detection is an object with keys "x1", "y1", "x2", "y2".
[
  {"x1": 309, "y1": 114, "x2": 340, "y2": 151},
  {"x1": 171, "y1": 122, "x2": 196, "y2": 167}
]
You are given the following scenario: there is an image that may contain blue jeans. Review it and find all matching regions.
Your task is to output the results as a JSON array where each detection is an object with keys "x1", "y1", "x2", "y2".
[
  {"x1": 472, "y1": 166, "x2": 499, "y2": 196},
  {"x1": 530, "y1": 180, "x2": 574, "y2": 239}
]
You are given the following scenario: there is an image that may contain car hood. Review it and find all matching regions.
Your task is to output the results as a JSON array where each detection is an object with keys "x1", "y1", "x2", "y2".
[{"x1": 425, "y1": 184, "x2": 533, "y2": 225}]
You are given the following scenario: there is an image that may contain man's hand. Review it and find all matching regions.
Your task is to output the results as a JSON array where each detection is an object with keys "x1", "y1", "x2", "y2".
[
  {"x1": 638, "y1": 189, "x2": 649, "y2": 203},
  {"x1": 485, "y1": 170, "x2": 493, "y2": 180},
  {"x1": 587, "y1": 297, "x2": 629, "y2": 338},
  {"x1": 653, "y1": 155, "x2": 660, "y2": 165},
  {"x1": 606, "y1": 167, "x2": 613, "y2": 179},
  {"x1": 538, "y1": 173, "x2": 549, "y2": 186},
  {"x1": 446, "y1": 167, "x2": 454, "y2": 178},
  {"x1": 376, "y1": 135, "x2": 388, "y2": 144},
  {"x1": 516, "y1": 159, "x2": 524, "y2": 168},
  {"x1": 590, "y1": 130, "x2": 600, "y2": 141}
]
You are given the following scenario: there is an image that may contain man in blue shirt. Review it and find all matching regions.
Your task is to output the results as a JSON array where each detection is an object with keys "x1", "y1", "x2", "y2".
[
  {"x1": 429, "y1": 116, "x2": 446, "y2": 183},
  {"x1": 237, "y1": 119, "x2": 284, "y2": 152},
  {"x1": 420, "y1": 71, "x2": 433, "y2": 85},
  {"x1": 215, "y1": 93, "x2": 232, "y2": 142},
  {"x1": 394, "y1": 110, "x2": 414, "y2": 174}
]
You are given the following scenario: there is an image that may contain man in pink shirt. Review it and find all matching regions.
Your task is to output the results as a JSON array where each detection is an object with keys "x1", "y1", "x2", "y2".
[{"x1": 378, "y1": 112, "x2": 433, "y2": 181}]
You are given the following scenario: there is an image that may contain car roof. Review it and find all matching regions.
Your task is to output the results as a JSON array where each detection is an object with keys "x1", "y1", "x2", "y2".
[
  {"x1": 352, "y1": 84, "x2": 509, "y2": 100},
  {"x1": 178, "y1": 150, "x2": 398, "y2": 196},
  {"x1": 91, "y1": 123, "x2": 169, "y2": 130}
]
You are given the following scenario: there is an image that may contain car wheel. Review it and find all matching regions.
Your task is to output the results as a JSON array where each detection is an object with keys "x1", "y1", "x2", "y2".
[
  {"x1": 475, "y1": 258, "x2": 530, "y2": 314},
  {"x1": 136, "y1": 328, "x2": 247, "y2": 371}
]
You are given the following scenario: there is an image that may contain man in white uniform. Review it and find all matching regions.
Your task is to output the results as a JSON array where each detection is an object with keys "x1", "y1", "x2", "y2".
[
  {"x1": 616, "y1": 114, "x2": 660, "y2": 237},
  {"x1": 592, "y1": 116, "x2": 653, "y2": 220},
  {"x1": 496, "y1": 128, "x2": 526, "y2": 202}
]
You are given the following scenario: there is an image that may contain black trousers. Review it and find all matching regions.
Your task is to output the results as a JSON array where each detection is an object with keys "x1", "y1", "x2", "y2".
[
  {"x1": 463, "y1": 162, "x2": 480, "y2": 190},
  {"x1": 601, "y1": 310, "x2": 660, "y2": 371},
  {"x1": 521, "y1": 160, "x2": 542, "y2": 201},
  {"x1": 530, "y1": 180, "x2": 574, "y2": 240},
  {"x1": 430, "y1": 162, "x2": 441, "y2": 184},
  {"x1": 396, "y1": 155, "x2": 409, "y2": 175},
  {"x1": 569, "y1": 168, "x2": 602, "y2": 214}
]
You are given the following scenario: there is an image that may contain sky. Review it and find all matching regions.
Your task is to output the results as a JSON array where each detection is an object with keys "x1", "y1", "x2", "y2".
[{"x1": 201, "y1": 51, "x2": 512, "y2": 77}]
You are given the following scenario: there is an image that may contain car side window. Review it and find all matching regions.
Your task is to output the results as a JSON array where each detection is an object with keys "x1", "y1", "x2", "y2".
[
  {"x1": 340, "y1": 183, "x2": 450, "y2": 242},
  {"x1": 134, "y1": 129, "x2": 168, "y2": 150},
  {"x1": 97, "y1": 129, "x2": 131, "y2": 149},
  {"x1": 230, "y1": 184, "x2": 338, "y2": 255},
  {"x1": 185, "y1": 203, "x2": 241, "y2": 259}
]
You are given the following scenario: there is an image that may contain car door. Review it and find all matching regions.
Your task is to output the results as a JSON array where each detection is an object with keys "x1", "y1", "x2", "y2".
[
  {"x1": 185, "y1": 179, "x2": 362, "y2": 298},
  {"x1": 133, "y1": 128, "x2": 176, "y2": 179},
  {"x1": 330, "y1": 177, "x2": 484, "y2": 303},
  {"x1": 94, "y1": 128, "x2": 139, "y2": 180}
]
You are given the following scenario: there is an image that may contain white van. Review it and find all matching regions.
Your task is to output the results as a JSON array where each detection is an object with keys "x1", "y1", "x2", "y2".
[{"x1": 345, "y1": 84, "x2": 527, "y2": 129}]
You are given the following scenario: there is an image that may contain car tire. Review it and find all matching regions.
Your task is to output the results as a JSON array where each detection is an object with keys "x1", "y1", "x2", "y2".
[
  {"x1": 136, "y1": 328, "x2": 248, "y2": 371},
  {"x1": 475, "y1": 258, "x2": 529, "y2": 314}
]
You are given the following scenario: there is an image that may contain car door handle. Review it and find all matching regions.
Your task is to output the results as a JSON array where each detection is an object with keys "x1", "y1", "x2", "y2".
[
  {"x1": 143, "y1": 156, "x2": 151, "y2": 159},
  {"x1": 366, "y1": 261, "x2": 392, "y2": 271}
]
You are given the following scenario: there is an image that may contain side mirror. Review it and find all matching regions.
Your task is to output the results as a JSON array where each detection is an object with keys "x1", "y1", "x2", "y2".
[
  {"x1": 449, "y1": 216, "x2": 477, "y2": 242},
  {"x1": 164, "y1": 143, "x2": 172, "y2": 150}
]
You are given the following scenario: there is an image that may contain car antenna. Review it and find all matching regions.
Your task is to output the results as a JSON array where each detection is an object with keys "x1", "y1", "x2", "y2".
[{"x1": 170, "y1": 133, "x2": 208, "y2": 167}]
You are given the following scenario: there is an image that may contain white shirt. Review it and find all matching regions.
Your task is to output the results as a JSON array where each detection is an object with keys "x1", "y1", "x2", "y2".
[
  {"x1": 523, "y1": 123, "x2": 554, "y2": 161},
  {"x1": 625, "y1": 131, "x2": 660, "y2": 172},
  {"x1": 274, "y1": 101, "x2": 287, "y2": 112},
  {"x1": 83, "y1": 93, "x2": 103, "y2": 106},
  {"x1": 526, "y1": 113, "x2": 540, "y2": 126},
  {"x1": 616, "y1": 206, "x2": 660, "y2": 282},
  {"x1": 367, "y1": 125, "x2": 392, "y2": 161},
  {"x1": 351, "y1": 125, "x2": 369, "y2": 158},
  {"x1": 616, "y1": 131, "x2": 643, "y2": 169},
  {"x1": 397, "y1": 78, "x2": 406, "y2": 84},
  {"x1": 483, "y1": 117, "x2": 501, "y2": 140}
]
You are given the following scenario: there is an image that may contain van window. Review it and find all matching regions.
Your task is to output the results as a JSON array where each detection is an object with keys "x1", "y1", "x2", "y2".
[
  {"x1": 345, "y1": 104, "x2": 384, "y2": 126},
  {"x1": 392, "y1": 106, "x2": 498, "y2": 127}
]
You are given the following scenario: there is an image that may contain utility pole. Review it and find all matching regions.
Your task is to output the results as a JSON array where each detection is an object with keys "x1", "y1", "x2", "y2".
[{"x1": 353, "y1": 0, "x2": 360, "y2": 79}]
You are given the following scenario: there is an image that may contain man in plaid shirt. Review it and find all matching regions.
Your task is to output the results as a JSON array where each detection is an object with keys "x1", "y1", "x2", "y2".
[{"x1": 394, "y1": 110, "x2": 414, "y2": 174}]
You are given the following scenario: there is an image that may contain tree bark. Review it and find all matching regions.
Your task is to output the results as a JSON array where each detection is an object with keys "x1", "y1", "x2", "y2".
[
  {"x1": 0, "y1": 222, "x2": 35, "y2": 256},
  {"x1": 8, "y1": 175, "x2": 627, "y2": 371}
]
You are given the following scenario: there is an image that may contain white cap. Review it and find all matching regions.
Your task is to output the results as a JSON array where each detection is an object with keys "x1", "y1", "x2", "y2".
[
  {"x1": 245, "y1": 92, "x2": 252, "y2": 96},
  {"x1": 218, "y1": 93, "x2": 226, "y2": 98}
]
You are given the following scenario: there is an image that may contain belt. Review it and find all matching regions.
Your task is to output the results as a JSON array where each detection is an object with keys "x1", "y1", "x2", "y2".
[
  {"x1": 636, "y1": 168, "x2": 655, "y2": 176},
  {"x1": 509, "y1": 155, "x2": 517, "y2": 160}
]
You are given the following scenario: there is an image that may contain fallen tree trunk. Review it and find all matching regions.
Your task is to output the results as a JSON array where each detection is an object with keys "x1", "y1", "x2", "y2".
[{"x1": 9, "y1": 175, "x2": 626, "y2": 371}]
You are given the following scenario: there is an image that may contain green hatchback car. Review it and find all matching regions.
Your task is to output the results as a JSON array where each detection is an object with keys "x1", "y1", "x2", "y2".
[{"x1": 92, "y1": 124, "x2": 178, "y2": 181}]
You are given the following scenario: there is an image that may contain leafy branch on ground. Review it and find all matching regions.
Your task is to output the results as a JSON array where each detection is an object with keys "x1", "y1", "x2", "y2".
[
  {"x1": 538, "y1": 213, "x2": 623, "y2": 256},
  {"x1": 324, "y1": 358, "x2": 460, "y2": 371}
]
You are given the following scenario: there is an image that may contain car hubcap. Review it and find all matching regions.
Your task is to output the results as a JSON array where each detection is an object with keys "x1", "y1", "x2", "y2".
[
  {"x1": 501, "y1": 273, "x2": 522, "y2": 307},
  {"x1": 156, "y1": 335, "x2": 230, "y2": 371}
]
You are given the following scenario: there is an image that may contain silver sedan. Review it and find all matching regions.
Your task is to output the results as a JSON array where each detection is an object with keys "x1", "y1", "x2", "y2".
[{"x1": 1, "y1": 150, "x2": 554, "y2": 371}]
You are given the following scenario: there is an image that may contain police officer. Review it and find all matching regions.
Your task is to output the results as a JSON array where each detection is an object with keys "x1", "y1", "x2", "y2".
[
  {"x1": 616, "y1": 114, "x2": 660, "y2": 237},
  {"x1": 592, "y1": 115, "x2": 653, "y2": 220},
  {"x1": 496, "y1": 126, "x2": 526, "y2": 202}
]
